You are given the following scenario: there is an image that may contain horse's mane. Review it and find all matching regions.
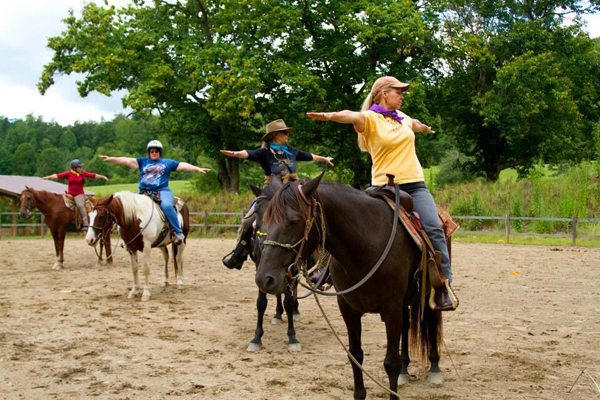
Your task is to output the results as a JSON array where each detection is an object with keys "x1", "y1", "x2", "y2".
[
  {"x1": 264, "y1": 180, "x2": 359, "y2": 225},
  {"x1": 114, "y1": 191, "x2": 153, "y2": 225}
]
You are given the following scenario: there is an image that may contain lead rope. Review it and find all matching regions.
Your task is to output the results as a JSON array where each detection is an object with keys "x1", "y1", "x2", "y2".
[{"x1": 312, "y1": 292, "x2": 402, "y2": 399}]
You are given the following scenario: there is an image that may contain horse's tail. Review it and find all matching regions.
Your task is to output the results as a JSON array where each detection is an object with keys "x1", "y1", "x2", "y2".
[{"x1": 409, "y1": 303, "x2": 443, "y2": 364}]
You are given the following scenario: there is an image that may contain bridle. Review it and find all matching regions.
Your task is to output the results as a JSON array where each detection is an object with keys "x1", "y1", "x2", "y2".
[
  {"x1": 21, "y1": 190, "x2": 35, "y2": 217},
  {"x1": 263, "y1": 182, "x2": 402, "y2": 298}
]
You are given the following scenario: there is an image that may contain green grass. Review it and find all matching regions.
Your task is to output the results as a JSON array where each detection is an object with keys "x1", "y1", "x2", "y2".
[
  {"x1": 87, "y1": 180, "x2": 194, "y2": 196},
  {"x1": 452, "y1": 232, "x2": 600, "y2": 247}
]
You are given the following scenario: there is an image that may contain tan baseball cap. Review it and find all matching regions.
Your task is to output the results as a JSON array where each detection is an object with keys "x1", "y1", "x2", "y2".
[{"x1": 371, "y1": 76, "x2": 410, "y2": 94}]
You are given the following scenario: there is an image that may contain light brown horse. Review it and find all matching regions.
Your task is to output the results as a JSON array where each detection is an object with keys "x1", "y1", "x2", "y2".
[{"x1": 19, "y1": 187, "x2": 113, "y2": 270}]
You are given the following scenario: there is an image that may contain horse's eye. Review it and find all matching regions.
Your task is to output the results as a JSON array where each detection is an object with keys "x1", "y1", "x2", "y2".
[{"x1": 288, "y1": 220, "x2": 300, "y2": 226}]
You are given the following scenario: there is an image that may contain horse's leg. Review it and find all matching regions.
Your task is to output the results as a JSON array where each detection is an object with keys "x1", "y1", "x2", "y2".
[
  {"x1": 338, "y1": 296, "x2": 366, "y2": 400},
  {"x1": 50, "y1": 228, "x2": 62, "y2": 270},
  {"x1": 426, "y1": 308, "x2": 444, "y2": 386},
  {"x1": 398, "y1": 306, "x2": 411, "y2": 386},
  {"x1": 272, "y1": 294, "x2": 284, "y2": 325},
  {"x1": 283, "y1": 294, "x2": 301, "y2": 351},
  {"x1": 127, "y1": 251, "x2": 140, "y2": 299},
  {"x1": 293, "y1": 298, "x2": 301, "y2": 321},
  {"x1": 140, "y1": 244, "x2": 152, "y2": 301},
  {"x1": 382, "y1": 307, "x2": 403, "y2": 399},
  {"x1": 160, "y1": 247, "x2": 169, "y2": 287},
  {"x1": 248, "y1": 290, "x2": 267, "y2": 352},
  {"x1": 174, "y1": 241, "x2": 185, "y2": 290},
  {"x1": 105, "y1": 232, "x2": 113, "y2": 264},
  {"x1": 56, "y1": 227, "x2": 66, "y2": 270}
]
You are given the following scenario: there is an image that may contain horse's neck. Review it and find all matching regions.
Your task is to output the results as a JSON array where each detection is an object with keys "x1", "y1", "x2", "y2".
[
  {"x1": 319, "y1": 186, "x2": 402, "y2": 263},
  {"x1": 32, "y1": 190, "x2": 60, "y2": 214}
]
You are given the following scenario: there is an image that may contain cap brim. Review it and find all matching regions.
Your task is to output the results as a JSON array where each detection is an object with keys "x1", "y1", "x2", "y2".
[{"x1": 391, "y1": 83, "x2": 410, "y2": 91}]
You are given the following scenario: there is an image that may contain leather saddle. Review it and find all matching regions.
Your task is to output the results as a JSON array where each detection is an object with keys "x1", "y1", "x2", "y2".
[{"x1": 140, "y1": 191, "x2": 185, "y2": 248}]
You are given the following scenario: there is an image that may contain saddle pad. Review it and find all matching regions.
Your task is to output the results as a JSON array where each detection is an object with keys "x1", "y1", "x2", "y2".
[
  {"x1": 382, "y1": 198, "x2": 459, "y2": 251},
  {"x1": 63, "y1": 195, "x2": 94, "y2": 212}
]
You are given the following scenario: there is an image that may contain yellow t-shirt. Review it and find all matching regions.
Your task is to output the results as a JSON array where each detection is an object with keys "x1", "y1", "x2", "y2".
[{"x1": 356, "y1": 110, "x2": 424, "y2": 186}]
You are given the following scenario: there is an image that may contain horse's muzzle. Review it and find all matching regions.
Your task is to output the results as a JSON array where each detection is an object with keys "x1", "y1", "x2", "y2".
[
  {"x1": 20, "y1": 211, "x2": 31, "y2": 219},
  {"x1": 255, "y1": 269, "x2": 287, "y2": 295}
]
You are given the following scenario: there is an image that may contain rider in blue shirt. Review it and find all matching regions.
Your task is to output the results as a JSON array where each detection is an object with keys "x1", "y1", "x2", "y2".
[{"x1": 99, "y1": 140, "x2": 211, "y2": 245}]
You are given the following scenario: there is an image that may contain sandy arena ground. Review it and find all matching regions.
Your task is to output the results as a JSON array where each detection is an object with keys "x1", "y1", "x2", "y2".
[{"x1": 0, "y1": 238, "x2": 599, "y2": 399}]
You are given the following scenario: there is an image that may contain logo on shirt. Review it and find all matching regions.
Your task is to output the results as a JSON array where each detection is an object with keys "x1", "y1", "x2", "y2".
[{"x1": 141, "y1": 163, "x2": 167, "y2": 186}]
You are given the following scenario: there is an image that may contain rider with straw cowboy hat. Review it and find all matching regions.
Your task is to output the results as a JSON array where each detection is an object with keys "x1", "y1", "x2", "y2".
[
  {"x1": 42, "y1": 159, "x2": 109, "y2": 230},
  {"x1": 99, "y1": 140, "x2": 211, "y2": 245},
  {"x1": 220, "y1": 118, "x2": 334, "y2": 270}
]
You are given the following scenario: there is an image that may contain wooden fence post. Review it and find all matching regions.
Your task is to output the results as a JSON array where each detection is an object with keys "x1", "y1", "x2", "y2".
[
  {"x1": 504, "y1": 214, "x2": 510, "y2": 244},
  {"x1": 203, "y1": 210, "x2": 208, "y2": 237},
  {"x1": 40, "y1": 214, "x2": 45, "y2": 237},
  {"x1": 572, "y1": 214, "x2": 578, "y2": 246},
  {"x1": 11, "y1": 198, "x2": 17, "y2": 236}
]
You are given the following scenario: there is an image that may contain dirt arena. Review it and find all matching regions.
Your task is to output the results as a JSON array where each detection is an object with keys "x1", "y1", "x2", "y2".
[{"x1": 0, "y1": 238, "x2": 598, "y2": 399}]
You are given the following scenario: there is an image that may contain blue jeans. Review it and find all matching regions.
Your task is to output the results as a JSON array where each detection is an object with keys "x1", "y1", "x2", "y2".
[
  {"x1": 158, "y1": 188, "x2": 182, "y2": 234},
  {"x1": 398, "y1": 182, "x2": 453, "y2": 283}
]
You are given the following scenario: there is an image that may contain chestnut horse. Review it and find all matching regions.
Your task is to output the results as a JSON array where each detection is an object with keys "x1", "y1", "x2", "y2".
[
  {"x1": 255, "y1": 173, "x2": 444, "y2": 400},
  {"x1": 245, "y1": 178, "x2": 301, "y2": 352},
  {"x1": 85, "y1": 191, "x2": 189, "y2": 301},
  {"x1": 19, "y1": 187, "x2": 112, "y2": 270}
]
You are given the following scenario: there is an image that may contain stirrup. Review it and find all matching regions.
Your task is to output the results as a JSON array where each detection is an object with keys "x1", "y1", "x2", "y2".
[{"x1": 429, "y1": 281, "x2": 459, "y2": 311}]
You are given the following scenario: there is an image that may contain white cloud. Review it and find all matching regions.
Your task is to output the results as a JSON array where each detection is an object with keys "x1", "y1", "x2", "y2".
[{"x1": 0, "y1": 0, "x2": 131, "y2": 125}]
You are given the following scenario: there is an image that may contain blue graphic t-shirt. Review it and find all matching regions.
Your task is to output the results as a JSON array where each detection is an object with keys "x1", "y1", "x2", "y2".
[
  {"x1": 246, "y1": 146, "x2": 312, "y2": 176},
  {"x1": 136, "y1": 158, "x2": 180, "y2": 191}
]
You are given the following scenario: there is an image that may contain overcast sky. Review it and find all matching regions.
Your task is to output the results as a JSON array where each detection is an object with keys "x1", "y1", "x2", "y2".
[{"x1": 1, "y1": 1, "x2": 599, "y2": 126}]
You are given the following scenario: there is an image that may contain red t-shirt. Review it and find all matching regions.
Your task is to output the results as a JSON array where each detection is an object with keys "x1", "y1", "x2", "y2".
[{"x1": 56, "y1": 170, "x2": 96, "y2": 196}]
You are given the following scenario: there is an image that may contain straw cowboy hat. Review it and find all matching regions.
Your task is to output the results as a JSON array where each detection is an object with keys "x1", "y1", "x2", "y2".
[{"x1": 261, "y1": 119, "x2": 294, "y2": 142}]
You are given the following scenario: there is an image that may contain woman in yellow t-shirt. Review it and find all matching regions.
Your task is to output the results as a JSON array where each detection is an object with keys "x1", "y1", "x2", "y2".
[{"x1": 307, "y1": 76, "x2": 456, "y2": 311}]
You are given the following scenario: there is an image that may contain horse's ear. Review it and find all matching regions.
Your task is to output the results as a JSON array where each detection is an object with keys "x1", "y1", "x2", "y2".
[
  {"x1": 107, "y1": 195, "x2": 114, "y2": 204},
  {"x1": 270, "y1": 174, "x2": 283, "y2": 191},
  {"x1": 25, "y1": 186, "x2": 31, "y2": 190},
  {"x1": 248, "y1": 182, "x2": 262, "y2": 197},
  {"x1": 302, "y1": 171, "x2": 326, "y2": 199}
]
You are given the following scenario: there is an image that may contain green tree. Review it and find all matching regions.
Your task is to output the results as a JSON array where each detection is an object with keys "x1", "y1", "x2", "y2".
[
  {"x1": 36, "y1": 147, "x2": 66, "y2": 176},
  {"x1": 438, "y1": 0, "x2": 600, "y2": 180},
  {"x1": 39, "y1": 0, "x2": 441, "y2": 190},
  {"x1": 13, "y1": 143, "x2": 37, "y2": 176},
  {"x1": 60, "y1": 130, "x2": 78, "y2": 153}
]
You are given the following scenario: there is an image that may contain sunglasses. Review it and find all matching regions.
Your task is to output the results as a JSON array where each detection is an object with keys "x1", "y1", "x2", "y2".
[{"x1": 149, "y1": 149, "x2": 160, "y2": 154}]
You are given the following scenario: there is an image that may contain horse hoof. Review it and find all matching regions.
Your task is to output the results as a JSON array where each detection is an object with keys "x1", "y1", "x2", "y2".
[
  {"x1": 127, "y1": 291, "x2": 137, "y2": 299},
  {"x1": 427, "y1": 372, "x2": 444, "y2": 386},
  {"x1": 141, "y1": 294, "x2": 151, "y2": 302},
  {"x1": 271, "y1": 317, "x2": 283, "y2": 325},
  {"x1": 177, "y1": 284, "x2": 184, "y2": 290},
  {"x1": 52, "y1": 264, "x2": 61, "y2": 270},
  {"x1": 397, "y1": 373, "x2": 410, "y2": 386},
  {"x1": 287, "y1": 343, "x2": 301, "y2": 352},
  {"x1": 293, "y1": 313, "x2": 302, "y2": 321},
  {"x1": 247, "y1": 342, "x2": 262, "y2": 352},
  {"x1": 162, "y1": 282, "x2": 169, "y2": 287}
]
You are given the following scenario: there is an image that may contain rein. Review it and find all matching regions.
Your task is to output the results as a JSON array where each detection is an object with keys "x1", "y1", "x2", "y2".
[{"x1": 264, "y1": 182, "x2": 401, "y2": 298}]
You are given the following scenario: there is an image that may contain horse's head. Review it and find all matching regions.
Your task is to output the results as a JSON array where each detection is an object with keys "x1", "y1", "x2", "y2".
[
  {"x1": 85, "y1": 195, "x2": 114, "y2": 246},
  {"x1": 19, "y1": 187, "x2": 36, "y2": 219},
  {"x1": 247, "y1": 175, "x2": 284, "y2": 264},
  {"x1": 255, "y1": 172, "x2": 325, "y2": 295}
]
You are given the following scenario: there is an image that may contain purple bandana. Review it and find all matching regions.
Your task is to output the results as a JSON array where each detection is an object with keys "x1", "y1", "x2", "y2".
[{"x1": 369, "y1": 103, "x2": 404, "y2": 125}]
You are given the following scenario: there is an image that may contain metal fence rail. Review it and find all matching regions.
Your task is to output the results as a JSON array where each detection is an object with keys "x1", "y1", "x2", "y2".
[{"x1": 2, "y1": 212, "x2": 599, "y2": 245}]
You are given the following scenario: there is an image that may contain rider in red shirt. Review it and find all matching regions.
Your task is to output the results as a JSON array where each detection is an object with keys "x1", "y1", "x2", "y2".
[{"x1": 42, "y1": 159, "x2": 109, "y2": 230}]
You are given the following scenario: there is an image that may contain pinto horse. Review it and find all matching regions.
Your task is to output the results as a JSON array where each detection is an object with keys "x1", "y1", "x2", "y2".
[
  {"x1": 85, "y1": 191, "x2": 189, "y2": 301},
  {"x1": 245, "y1": 178, "x2": 301, "y2": 352},
  {"x1": 19, "y1": 187, "x2": 112, "y2": 270},
  {"x1": 255, "y1": 173, "x2": 444, "y2": 400}
]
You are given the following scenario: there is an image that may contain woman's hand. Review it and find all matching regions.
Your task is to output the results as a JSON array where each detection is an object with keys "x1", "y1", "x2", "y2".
[
  {"x1": 101, "y1": 175, "x2": 109, "y2": 182},
  {"x1": 323, "y1": 156, "x2": 334, "y2": 166},
  {"x1": 220, "y1": 149, "x2": 237, "y2": 157},
  {"x1": 306, "y1": 112, "x2": 335, "y2": 121},
  {"x1": 413, "y1": 119, "x2": 435, "y2": 134},
  {"x1": 98, "y1": 155, "x2": 110, "y2": 161},
  {"x1": 198, "y1": 168, "x2": 211, "y2": 174}
]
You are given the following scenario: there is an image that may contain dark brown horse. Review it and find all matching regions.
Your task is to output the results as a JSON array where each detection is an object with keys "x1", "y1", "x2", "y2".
[
  {"x1": 255, "y1": 173, "x2": 444, "y2": 400},
  {"x1": 19, "y1": 187, "x2": 112, "y2": 270},
  {"x1": 245, "y1": 178, "x2": 301, "y2": 352}
]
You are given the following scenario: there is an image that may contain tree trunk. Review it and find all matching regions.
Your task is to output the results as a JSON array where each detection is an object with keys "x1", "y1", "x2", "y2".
[{"x1": 214, "y1": 119, "x2": 240, "y2": 192}]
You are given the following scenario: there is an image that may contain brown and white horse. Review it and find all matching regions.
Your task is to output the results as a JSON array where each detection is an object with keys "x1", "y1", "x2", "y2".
[
  {"x1": 19, "y1": 187, "x2": 113, "y2": 269},
  {"x1": 85, "y1": 191, "x2": 189, "y2": 301}
]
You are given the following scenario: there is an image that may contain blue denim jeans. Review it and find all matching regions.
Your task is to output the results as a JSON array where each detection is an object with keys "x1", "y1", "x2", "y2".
[
  {"x1": 158, "y1": 188, "x2": 182, "y2": 234},
  {"x1": 398, "y1": 182, "x2": 452, "y2": 283}
]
